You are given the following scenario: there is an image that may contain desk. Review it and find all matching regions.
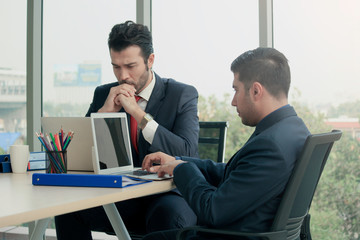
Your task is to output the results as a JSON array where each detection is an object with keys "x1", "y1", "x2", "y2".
[{"x1": 0, "y1": 171, "x2": 174, "y2": 240}]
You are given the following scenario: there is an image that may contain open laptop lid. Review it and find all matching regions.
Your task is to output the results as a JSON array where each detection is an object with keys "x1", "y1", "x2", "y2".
[
  {"x1": 90, "y1": 112, "x2": 134, "y2": 175},
  {"x1": 41, "y1": 117, "x2": 94, "y2": 171}
]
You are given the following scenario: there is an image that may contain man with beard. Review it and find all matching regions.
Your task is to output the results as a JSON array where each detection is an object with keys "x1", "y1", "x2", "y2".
[
  {"x1": 55, "y1": 21, "x2": 199, "y2": 240},
  {"x1": 141, "y1": 48, "x2": 311, "y2": 240}
]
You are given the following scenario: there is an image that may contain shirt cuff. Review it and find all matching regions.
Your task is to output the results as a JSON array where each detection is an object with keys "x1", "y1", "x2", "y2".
[{"x1": 142, "y1": 119, "x2": 159, "y2": 144}]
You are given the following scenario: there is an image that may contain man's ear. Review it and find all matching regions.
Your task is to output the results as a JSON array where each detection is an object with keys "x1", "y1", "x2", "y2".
[
  {"x1": 147, "y1": 53, "x2": 155, "y2": 69},
  {"x1": 251, "y1": 82, "x2": 263, "y2": 100}
]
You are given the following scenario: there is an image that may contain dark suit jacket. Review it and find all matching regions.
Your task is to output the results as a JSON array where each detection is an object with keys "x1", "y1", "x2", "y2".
[
  {"x1": 86, "y1": 73, "x2": 199, "y2": 166},
  {"x1": 174, "y1": 105, "x2": 310, "y2": 233}
]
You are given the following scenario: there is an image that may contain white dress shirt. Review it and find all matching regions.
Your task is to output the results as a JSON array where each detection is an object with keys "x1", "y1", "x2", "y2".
[{"x1": 136, "y1": 71, "x2": 159, "y2": 144}]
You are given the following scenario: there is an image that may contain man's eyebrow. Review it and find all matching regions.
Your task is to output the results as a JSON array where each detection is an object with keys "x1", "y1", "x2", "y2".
[
  {"x1": 125, "y1": 62, "x2": 137, "y2": 66},
  {"x1": 111, "y1": 62, "x2": 137, "y2": 67}
]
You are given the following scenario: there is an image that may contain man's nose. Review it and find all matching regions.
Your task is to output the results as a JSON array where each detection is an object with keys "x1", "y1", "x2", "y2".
[
  {"x1": 119, "y1": 70, "x2": 130, "y2": 81},
  {"x1": 231, "y1": 95, "x2": 236, "y2": 106}
]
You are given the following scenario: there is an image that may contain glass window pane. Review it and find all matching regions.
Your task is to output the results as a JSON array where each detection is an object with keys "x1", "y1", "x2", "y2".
[
  {"x1": 273, "y1": 0, "x2": 360, "y2": 107},
  {"x1": 0, "y1": 0, "x2": 27, "y2": 154},
  {"x1": 43, "y1": 0, "x2": 136, "y2": 117},
  {"x1": 152, "y1": 0, "x2": 259, "y2": 99}
]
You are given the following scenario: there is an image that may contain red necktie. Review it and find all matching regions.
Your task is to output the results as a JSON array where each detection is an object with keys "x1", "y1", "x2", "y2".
[{"x1": 130, "y1": 96, "x2": 141, "y2": 154}]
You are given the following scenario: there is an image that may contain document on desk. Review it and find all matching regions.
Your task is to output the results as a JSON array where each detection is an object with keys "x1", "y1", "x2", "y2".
[{"x1": 32, "y1": 173, "x2": 151, "y2": 188}]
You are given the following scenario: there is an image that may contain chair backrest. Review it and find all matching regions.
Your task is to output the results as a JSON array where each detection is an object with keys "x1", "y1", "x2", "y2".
[
  {"x1": 198, "y1": 121, "x2": 228, "y2": 163},
  {"x1": 271, "y1": 130, "x2": 342, "y2": 240}
]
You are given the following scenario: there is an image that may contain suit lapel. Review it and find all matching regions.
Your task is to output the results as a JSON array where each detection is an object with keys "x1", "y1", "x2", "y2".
[
  {"x1": 145, "y1": 73, "x2": 166, "y2": 117},
  {"x1": 225, "y1": 129, "x2": 257, "y2": 167},
  {"x1": 137, "y1": 73, "x2": 166, "y2": 163}
]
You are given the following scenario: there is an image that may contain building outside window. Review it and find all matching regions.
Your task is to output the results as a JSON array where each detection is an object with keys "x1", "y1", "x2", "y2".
[
  {"x1": 0, "y1": 0, "x2": 27, "y2": 154},
  {"x1": 42, "y1": 0, "x2": 136, "y2": 117}
]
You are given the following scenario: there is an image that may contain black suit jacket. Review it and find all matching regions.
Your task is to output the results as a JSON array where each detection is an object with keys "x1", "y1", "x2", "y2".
[
  {"x1": 86, "y1": 73, "x2": 199, "y2": 166},
  {"x1": 174, "y1": 105, "x2": 310, "y2": 233}
]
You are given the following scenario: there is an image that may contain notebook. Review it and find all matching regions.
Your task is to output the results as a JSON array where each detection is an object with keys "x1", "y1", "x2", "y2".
[
  {"x1": 90, "y1": 112, "x2": 171, "y2": 180},
  {"x1": 41, "y1": 117, "x2": 94, "y2": 171}
]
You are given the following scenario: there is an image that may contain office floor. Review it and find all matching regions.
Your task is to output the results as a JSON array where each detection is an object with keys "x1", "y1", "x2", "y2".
[{"x1": 0, "y1": 226, "x2": 118, "y2": 240}]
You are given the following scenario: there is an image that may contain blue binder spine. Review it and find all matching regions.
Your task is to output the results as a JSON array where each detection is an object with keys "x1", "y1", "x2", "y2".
[{"x1": 32, "y1": 173, "x2": 150, "y2": 188}]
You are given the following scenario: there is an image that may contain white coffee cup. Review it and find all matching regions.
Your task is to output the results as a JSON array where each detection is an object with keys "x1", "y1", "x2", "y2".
[{"x1": 10, "y1": 145, "x2": 30, "y2": 174}]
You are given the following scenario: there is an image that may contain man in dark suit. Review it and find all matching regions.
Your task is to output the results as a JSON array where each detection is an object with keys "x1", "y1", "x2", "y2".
[
  {"x1": 55, "y1": 21, "x2": 198, "y2": 239},
  {"x1": 141, "y1": 48, "x2": 311, "y2": 240}
]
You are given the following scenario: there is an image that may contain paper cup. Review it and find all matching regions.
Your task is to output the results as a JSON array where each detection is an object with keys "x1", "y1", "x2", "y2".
[{"x1": 10, "y1": 145, "x2": 30, "y2": 174}]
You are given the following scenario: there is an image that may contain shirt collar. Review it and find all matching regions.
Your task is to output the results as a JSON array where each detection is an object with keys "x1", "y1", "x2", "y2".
[
  {"x1": 137, "y1": 70, "x2": 155, "y2": 101},
  {"x1": 254, "y1": 104, "x2": 296, "y2": 136}
]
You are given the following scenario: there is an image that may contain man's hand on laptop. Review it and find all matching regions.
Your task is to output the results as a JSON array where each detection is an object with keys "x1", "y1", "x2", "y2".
[{"x1": 142, "y1": 152, "x2": 185, "y2": 177}]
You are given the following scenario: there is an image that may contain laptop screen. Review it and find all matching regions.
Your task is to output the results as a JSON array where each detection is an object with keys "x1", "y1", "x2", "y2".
[{"x1": 91, "y1": 112, "x2": 133, "y2": 174}]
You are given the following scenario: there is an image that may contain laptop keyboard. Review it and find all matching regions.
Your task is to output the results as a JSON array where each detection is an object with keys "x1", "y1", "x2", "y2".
[{"x1": 132, "y1": 169, "x2": 156, "y2": 176}]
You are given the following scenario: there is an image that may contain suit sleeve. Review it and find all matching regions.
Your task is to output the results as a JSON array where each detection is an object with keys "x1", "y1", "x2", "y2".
[
  {"x1": 85, "y1": 85, "x2": 111, "y2": 117},
  {"x1": 180, "y1": 156, "x2": 226, "y2": 187},
  {"x1": 150, "y1": 85, "x2": 199, "y2": 157},
  {"x1": 173, "y1": 137, "x2": 293, "y2": 228}
]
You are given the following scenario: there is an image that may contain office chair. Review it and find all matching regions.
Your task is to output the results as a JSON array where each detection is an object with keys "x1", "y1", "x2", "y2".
[
  {"x1": 198, "y1": 121, "x2": 228, "y2": 163},
  {"x1": 177, "y1": 130, "x2": 342, "y2": 240}
]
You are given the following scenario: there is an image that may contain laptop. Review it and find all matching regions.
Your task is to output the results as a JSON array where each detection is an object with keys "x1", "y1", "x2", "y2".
[
  {"x1": 41, "y1": 117, "x2": 94, "y2": 172},
  {"x1": 90, "y1": 112, "x2": 171, "y2": 180}
]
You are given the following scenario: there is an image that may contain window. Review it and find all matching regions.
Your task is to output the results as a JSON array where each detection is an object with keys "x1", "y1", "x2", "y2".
[
  {"x1": 152, "y1": 0, "x2": 259, "y2": 99},
  {"x1": 273, "y1": 0, "x2": 360, "y2": 109},
  {"x1": 0, "y1": 0, "x2": 27, "y2": 154},
  {"x1": 43, "y1": 0, "x2": 136, "y2": 117}
]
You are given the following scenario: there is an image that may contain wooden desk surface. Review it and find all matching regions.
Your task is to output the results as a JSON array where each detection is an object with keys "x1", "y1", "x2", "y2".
[{"x1": 0, "y1": 171, "x2": 174, "y2": 228}]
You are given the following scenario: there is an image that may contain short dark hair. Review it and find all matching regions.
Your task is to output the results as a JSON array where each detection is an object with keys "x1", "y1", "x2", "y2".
[
  {"x1": 231, "y1": 47, "x2": 291, "y2": 98},
  {"x1": 108, "y1": 20, "x2": 154, "y2": 62}
]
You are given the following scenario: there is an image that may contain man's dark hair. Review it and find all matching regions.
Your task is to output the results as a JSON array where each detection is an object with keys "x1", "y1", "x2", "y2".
[
  {"x1": 231, "y1": 47, "x2": 291, "y2": 98},
  {"x1": 108, "y1": 20, "x2": 154, "y2": 62}
]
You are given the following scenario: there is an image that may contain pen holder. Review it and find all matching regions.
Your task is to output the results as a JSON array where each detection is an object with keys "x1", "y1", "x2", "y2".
[{"x1": 45, "y1": 150, "x2": 67, "y2": 173}]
